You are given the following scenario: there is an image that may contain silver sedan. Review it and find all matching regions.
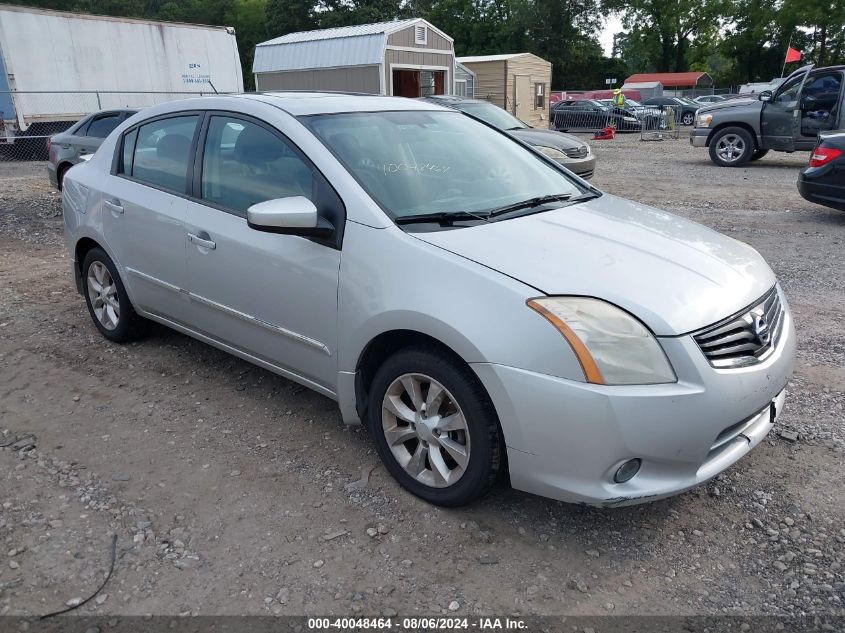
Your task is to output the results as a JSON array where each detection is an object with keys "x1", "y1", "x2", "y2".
[
  {"x1": 48, "y1": 108, "x2": 137, "y2": 189},
  {"x1": 62, "y1": 94, "x2": 795, "y2": 507}
]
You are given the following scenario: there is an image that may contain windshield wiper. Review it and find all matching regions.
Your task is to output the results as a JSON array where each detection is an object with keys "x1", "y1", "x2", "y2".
[
  {"x1": 394, "y1": 211, "x2": 491, "y2": 226},
  {"x1": 486, "y1": 194, "x2": 577, "y2": 218},
  {"x1": 487, "y1": 191, "x2": 601, "y2": 220}
]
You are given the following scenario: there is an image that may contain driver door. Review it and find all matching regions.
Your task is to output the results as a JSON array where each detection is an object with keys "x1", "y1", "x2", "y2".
[{"x1": 761, "y1": 67, "x2": 812, "y2": 151}]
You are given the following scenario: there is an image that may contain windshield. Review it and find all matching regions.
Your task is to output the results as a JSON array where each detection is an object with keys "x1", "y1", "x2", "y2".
[
  {"x1": 303, "y1": 110, "x2": 583, "y2": 220},
  {"x1": 454, "y1": 102, "x2": 529, "y2": 130}
]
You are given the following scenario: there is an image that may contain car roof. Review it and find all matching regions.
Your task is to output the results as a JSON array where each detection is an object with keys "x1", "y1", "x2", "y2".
[
  {"x1": 140, "y1": 92, "x2": 450, "y2": 118},
  {"x1": 421, "y1": 95, "x2": 491, "y2": 106}
]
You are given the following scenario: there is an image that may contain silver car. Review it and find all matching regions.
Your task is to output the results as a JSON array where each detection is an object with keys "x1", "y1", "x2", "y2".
[
  {"x1": 62, "y1": 94, "x2": 796, "y2": 507},
  {"x1": 48, "y1": 108, "x2": 137, "y2": 189}
]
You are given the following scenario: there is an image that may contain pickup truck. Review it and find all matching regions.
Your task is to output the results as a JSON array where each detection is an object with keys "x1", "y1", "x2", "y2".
[{"x1": 690, "y1": 64, "x2": 845, "y2": 166}]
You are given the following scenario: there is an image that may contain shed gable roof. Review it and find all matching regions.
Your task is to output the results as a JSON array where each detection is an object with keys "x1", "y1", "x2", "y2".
[
  {"x1": 625, "y1": 72, "x2": 711, "y2": 87},
  {"x1": 254, "y1": 18, "x2": 453, "y2": 74}
]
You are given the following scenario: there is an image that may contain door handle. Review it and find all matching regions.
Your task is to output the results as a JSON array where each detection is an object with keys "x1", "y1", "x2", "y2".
[
  {"x1": 104, "y1": 199, "x2": 123, "y2": 215},
  {"x1": 188, "y1": 232, "x2": 216, "y2": 250}
]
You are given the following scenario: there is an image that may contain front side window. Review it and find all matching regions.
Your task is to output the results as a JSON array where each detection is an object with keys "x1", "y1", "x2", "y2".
[
  {"x1": 130, "y1": 115, "x2": 199, "y2": 193},
  {"x1": 201, "y1": 116, "x2": 314, "y2": 214},
  {"x1": 86, "y1": 113, "x2": 123, "y2": 139},
  {"x1": 303, "y1": 110, "x2": 583, "y2": 220},
  {"x1": 773, "y1": 77, "x2": 803, "y2": 108}
]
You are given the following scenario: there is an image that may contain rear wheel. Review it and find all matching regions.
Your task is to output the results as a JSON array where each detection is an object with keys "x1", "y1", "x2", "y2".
[
  {"x1": 709, "y1": 127, "x2": 755, "y2": 167},
  {"x1": 82, "y1": 247, "x2": 147, "y2": 343},
  {"x1": 367, "y1": 347, "x2": 502, "y2": 506}
]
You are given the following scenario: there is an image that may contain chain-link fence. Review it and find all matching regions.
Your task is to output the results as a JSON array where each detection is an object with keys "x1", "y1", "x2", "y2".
[
  {"x1": 1, "y1": 90, "x2": 222, "y2": 161},
  {"x1": 549, "y1": 104, "x2": 686, "y2": 137}
]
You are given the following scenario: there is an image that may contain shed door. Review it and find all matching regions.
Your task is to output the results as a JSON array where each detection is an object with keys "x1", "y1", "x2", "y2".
[{"x1": 514, "y1": 75, "x2": 531, "y2": 120}]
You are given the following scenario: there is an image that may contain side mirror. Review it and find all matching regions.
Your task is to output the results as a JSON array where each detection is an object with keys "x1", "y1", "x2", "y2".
[
  {"x1": 759, "y1": 90, "x2": 773, "y2": 102},
  {"x1": 247, "y1": 196, "x2": 334, "y2": 238}
]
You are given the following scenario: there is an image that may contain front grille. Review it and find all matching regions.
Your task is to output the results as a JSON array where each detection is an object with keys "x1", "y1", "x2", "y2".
[
  {"x1": 563, "y1": 146, "x2": 588, "y2": 159},
  {"x1": 693, "y1": 286, "x2": 785, "y2": 368}
]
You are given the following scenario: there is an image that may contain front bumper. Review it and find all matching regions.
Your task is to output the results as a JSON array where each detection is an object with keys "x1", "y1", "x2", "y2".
[
  {"x1": 472, "y1": 294, "x2": 796, "y2": 506},
  {"x1": 690, "y1": 128, "x2": 709, "y2": 147},
  {"x1": 557, "y1": 154, "x2": 597, "y2": 180}
]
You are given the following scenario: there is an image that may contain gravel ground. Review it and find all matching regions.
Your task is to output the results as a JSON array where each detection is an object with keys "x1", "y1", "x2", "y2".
[{"x1": 0, "y1": 136, "x2": 843, "y2": 621}]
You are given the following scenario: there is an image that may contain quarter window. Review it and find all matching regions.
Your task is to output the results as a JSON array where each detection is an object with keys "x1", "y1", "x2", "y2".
[
  {"x1": 200, "y1": 116, "x2": 315, "y2": 215},
  {"x1": 129, "y1": 115, "x2": 199, "y2": 193},
  {"x1": 86, "y1": 113, "x2": 123, "y2": 139}
]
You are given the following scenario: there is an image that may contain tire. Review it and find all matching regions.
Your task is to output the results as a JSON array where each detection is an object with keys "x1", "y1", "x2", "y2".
[
  {"x1": 56, "y1": 163, "x2": 71, "y2": 190},
  {"x1": 750, "y1": 149, "x2": 769, "y2": 161},
  {"x1": 367, "y1": 346, "x2": 502, "y2": 507},
  {"x1": 81, "y1": 247, "x2": 147, "y2": 343},
  {"x1": 682, "y1": 112, "x2": 695, "y2": 126},
  {"x1": 708, "y1": 127, "x2": 755, "y2": 167}
]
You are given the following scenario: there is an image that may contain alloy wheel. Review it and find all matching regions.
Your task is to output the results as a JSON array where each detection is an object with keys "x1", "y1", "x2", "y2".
[
  {"x1": 381, "y1": 373, "x2": 470, "y2": 488},
  {"x1": 86, "y1": 261, "x2": 120, "y2": 330},
  {"x1": 715, "y1": 134, "x2": 746, "y2": 163}
]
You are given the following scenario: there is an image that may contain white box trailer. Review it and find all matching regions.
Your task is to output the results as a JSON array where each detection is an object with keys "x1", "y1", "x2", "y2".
[{"x1": 0, "y1": 4, "x2": 243, "y2": 142}]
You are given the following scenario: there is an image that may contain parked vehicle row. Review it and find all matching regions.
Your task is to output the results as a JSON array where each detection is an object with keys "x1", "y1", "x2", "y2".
[{"x1": 62, "y1": 93, "x2": 794, "y2": 508}]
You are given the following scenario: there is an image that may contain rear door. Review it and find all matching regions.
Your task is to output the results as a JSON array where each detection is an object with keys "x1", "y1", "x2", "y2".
[
  {"x1": 102, "y1": 113, "x2": 200, "y2": 324},
  {"x1": 74, "y1": 111, "x2": 125, "y2": 157},
  {"x1": 797, "y1": 71, "x2": 843, "y2": 148},
  {"x1": 183, "y1": 113, "x2": 342, "y2": 391}
]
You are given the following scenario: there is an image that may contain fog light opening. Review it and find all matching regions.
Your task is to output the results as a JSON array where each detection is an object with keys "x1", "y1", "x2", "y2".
[{"x1": 613, "y1": 458, "x2": 641, "y2": 484}]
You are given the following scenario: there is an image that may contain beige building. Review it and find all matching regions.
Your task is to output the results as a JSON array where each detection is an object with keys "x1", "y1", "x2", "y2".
[
  {"x1": 253, "y1": 19, "x2": 455, "y2": 97},
  {"x1": 457, "y1": 53, "x2": 552, "y2": 127}
]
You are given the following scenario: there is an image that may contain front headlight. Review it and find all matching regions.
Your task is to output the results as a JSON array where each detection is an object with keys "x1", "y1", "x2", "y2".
[
  {"x1": 534, "y1": 145, "x2": 567, "y2": 160},
  {"x1": 623, "y1": 116, "x2": 638, "y2": 122},
  {"x1": 527, "y1": 297, "x2": 676, "y2": 385},
  {"x1": 696, "y1": 113, "x2": 713, "y2": 128}
]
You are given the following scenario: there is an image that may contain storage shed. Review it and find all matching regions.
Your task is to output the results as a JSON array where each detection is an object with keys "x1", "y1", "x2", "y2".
[
  {"x1": 253, "y1": 19, "x2": 455, "y2": 97},
  {"x1": 454, "y1": 61, "x2": 475, "y2": 98},
  {"x1": 457, "y1": 53, "x2": 551, "y2": 127}
]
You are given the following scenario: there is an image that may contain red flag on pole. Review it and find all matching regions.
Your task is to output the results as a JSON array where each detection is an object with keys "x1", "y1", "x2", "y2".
[{"x1": 785, "y1": 47, "x2": 802, "y2": 63}]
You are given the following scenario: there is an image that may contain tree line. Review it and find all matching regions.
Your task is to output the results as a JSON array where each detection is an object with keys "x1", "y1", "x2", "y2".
[{"x1": 8, "y1": 0, "x2": 845, "y2": 90}]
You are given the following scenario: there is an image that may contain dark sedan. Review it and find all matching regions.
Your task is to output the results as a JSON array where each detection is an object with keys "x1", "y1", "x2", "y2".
[
  {"x1": 798, "y1": 130, "x2": 845, "y2": 211},
  {"x1": 551, "y1": 99, "x2": 642, "y2": 133},
  {"x1": 641, "y1": 97, "x2": 699, "y2": 126},
  {"x1": 423, "y1": 95, "x2": 596, "y2": 179}
]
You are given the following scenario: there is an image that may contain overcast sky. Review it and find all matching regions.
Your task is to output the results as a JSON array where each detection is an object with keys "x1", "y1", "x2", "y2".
[{"x1": 599, "y1": 15, "x2": 623, "y2": 56}]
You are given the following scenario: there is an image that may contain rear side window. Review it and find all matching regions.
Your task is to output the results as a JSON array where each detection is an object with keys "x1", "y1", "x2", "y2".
[
  {"x1": 130, "y1": 115, "x2": 199, "y2": 193},
  {"x1": 200, "y1": 116, "x2": 314, "y2": 215},
  {"x1": 86, "y1": 113, "x2": 123, "y2": 139}
]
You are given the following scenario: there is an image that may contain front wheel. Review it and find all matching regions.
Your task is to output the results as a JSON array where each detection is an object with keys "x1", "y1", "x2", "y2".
[
  {"x1": 367, "y1": 347, "x2": 502, "y2": 506},
  {"x1": 708, "y1": 127, "x2": 755, "y2": 167},
  {"x1": 750, "y1": 149, "x2": 769, "y2": 161},
  {"x1": 682, "y1": 112, "x2": 695, "y2": 126}
]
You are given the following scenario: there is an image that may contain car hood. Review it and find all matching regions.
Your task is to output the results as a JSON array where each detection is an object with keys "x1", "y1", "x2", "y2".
[
  {"x1": 413, "y1": 194, "x2": 775, "y2": 336},
  {"x1": 699, "y1": 98, "x2": 761, "y2": 114},
  {"x1": 509, "y1": 128, "x2": 584, "y2": 150}
]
